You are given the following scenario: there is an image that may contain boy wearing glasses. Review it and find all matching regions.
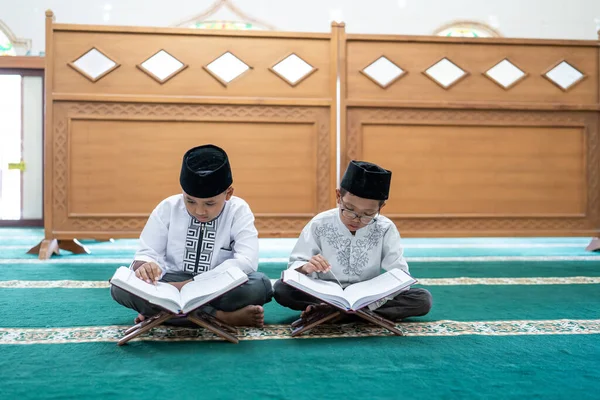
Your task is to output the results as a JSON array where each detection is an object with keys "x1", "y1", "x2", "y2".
[{"x1": 273, "y1": 160, "x2": 432, "y2": 321}]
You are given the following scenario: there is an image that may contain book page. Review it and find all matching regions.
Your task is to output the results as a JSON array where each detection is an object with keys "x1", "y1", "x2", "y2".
[
  {"x1": 343, "y1": 269, "x2": 416, "y2": 310},
  {"x1": 179, "y1": 267, "x2": 247, "y2": 313},
  {"x1": 110, "y1": 267, "x2": 182, "y2": 313},
  {"x1": 282, "y1": 269, "x2": 348, "y2": 308}
]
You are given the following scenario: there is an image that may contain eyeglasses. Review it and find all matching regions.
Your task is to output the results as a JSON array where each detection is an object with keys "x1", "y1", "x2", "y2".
[{"x1": 339, "y1": 201, "x2": 379, "y2": 224}]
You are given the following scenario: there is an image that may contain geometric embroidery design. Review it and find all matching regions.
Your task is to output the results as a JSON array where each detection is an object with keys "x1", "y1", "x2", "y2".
[{"x1": 183, "y1": 218, "x2": 219, "y2": 275}]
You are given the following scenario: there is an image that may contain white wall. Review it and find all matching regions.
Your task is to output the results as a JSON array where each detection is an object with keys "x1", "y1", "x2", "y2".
[{"x1": 1, "y1": 0, "x2": 600, "y2": 55}]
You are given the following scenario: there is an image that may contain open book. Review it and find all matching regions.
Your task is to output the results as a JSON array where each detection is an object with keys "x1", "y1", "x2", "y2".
[
  {"x1": 109, "y1": 266, "x2": 248, "y2": 314},
  {"x1": 282, "y1": 268, "x2": 417, "y2": 311}
]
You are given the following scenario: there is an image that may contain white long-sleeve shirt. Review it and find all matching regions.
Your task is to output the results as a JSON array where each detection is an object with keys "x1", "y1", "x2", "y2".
[
  {"x1": 288, "y1": 208, "x2": 410, "y2": 309},
  {"x1": 132, "y1": 194, "x2": 258, "y2": 279}
]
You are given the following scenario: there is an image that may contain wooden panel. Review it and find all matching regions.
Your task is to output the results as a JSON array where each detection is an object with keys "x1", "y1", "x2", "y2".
[
  {"x1": 346, "y1": 40, "x2": 598, "y2": 105},
  {"x1": 38, "y1": 14, "x2": 339, "y2": 245},
  {"x1": 68, "y1": 119, "x2": 318, "y2": 215},
  {"x1": 53, "y1": 31, "x2": 331, "y2": 99},
  {"x1": 346, "y1": 108, "x2": 599, "y2": 237},
  {"x1": 49, "y1": 101, "x2": 333, "y2": 238},
  {"x1": 342, "y1": 33, "x2": 600, "y2": 238},
  {"x1": 362, "y1": 125, "x2": 585, "y2": 216}
]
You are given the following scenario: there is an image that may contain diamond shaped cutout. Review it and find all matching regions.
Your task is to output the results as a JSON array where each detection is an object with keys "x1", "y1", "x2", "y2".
[
  {"x1": 68, "y1": 48, "x2": 120, "y2": 82},
  {"x1": 484, "y1": 59, "x2": 527, "y2": 89},
  {"x1": 204, "y1": 52, "x2": 251, "y2": 86},
  {"x1": 543, "y1": 60, "x2": 586, "y2": 91},
  {"x1": 360, "y1": 56, "x2": 406, "y2": 89},
  {"x1": 423, "y1": 58, "x2": 468, "y2": 89},
  {"x1": 137, "y1": 50, "x2": 188, "y2": 84},
  {"x1": 269, "y1": 53, "x2": 317, "y2": 87}
]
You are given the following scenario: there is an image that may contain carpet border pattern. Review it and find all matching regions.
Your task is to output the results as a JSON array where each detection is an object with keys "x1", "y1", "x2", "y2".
[
  {"x1": 2, "y1": 277, "x2": 600, "y2": 288},
  {"x1": 2, "y1": 319, "x2": 599, "y2": 344}
]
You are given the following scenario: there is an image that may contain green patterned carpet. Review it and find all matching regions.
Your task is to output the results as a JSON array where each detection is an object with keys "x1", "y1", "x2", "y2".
[{"x1": 1, "y1": 228, "x2": 599, "y2": 399}]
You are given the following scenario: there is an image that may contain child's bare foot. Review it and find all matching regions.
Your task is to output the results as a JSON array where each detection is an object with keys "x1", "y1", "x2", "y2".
[
  {"x1": 215, "y1": 305, "x2": 264, "y2": 327},
  {"x1": 134, "y1": 314, "x2": 145, "y2": 324}
]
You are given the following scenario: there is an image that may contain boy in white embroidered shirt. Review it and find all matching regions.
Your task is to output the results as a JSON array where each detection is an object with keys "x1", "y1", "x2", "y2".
[
  {"x1": 273, "y1": 160, "x2": 432, "y2": 321},
  {"x1": 111, "y1": 144, "x2": 273, "y2": 327}
]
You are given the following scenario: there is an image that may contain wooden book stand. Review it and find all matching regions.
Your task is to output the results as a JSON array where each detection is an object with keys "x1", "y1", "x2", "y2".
[
  {"x1": 290, "y1": 304, "x2": 404, "y2": 337},
  {"x1": 586, "y1": 238, "x2": 600, "y2": 252},
  {"x1": 118, "y1": 310, "x2": 239, "y2": 346}
]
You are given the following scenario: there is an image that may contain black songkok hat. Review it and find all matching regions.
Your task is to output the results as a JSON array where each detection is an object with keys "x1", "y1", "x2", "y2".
[
  {"x1": 180, "y1": 144, "x2": 233, "y2": 198},
  {"x1": 340, "y1": 160, "x2": 391, "y2": 201}
]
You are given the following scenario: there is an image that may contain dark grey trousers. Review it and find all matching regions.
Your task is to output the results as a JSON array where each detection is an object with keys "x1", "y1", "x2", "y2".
[
  {"x1": 273, "y1": 279, "x2": 432, "y2": 321},
  {"x1": 111, "y1": 271, "x2": 273, "y2": 324}
]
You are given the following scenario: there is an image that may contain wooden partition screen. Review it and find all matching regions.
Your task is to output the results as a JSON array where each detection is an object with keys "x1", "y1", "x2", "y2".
[
  {"x1": 341, "y1": 33, "x2": 600, "y2": 238},
  {"x1": 34, "y1": 11, "x2": 340, "y2": 258},
  {"x1": 34, "y1": 13, "x2": 600, "y2": 258}
]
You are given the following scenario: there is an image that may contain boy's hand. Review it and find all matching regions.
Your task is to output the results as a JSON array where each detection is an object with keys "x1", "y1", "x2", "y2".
[
  {"x1": 135, "y1": 262, "x2": 162, "y2": 285},
  {"x1": 300, "y1": 255, "x2": 331, "y2": 274}
]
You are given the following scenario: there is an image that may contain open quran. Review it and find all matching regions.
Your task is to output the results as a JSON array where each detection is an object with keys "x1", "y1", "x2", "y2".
[
  {"x1": 110, "y1": 266, "x2": 248, "y2": 314},
  {"x1": 282, "y1": 268, "x2": 417, "y2": 312},
  {"x1": 110, "y1": 266, "x2": 249, "y2": 346}
]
